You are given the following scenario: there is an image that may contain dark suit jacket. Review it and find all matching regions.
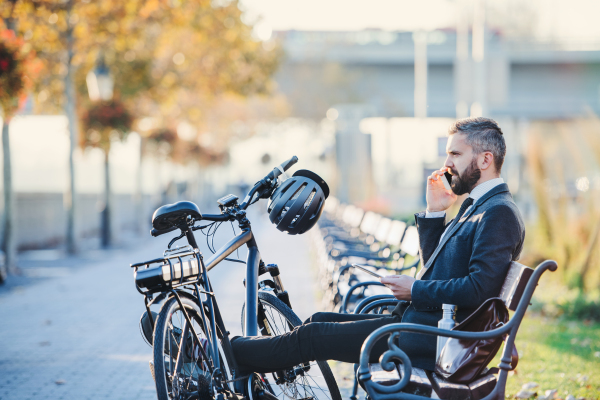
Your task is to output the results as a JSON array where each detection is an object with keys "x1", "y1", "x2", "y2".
[{"x1": 393, "y1": 183, "x2": 525, "y2": 371}]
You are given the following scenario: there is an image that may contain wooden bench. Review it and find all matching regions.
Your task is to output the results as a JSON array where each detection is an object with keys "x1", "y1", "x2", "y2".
[{"x1": 357, "y1": 260, "x2": 557, "y2": 400}]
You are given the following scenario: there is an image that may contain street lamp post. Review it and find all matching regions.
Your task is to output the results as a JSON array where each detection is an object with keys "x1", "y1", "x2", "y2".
[
  {"x1": 86, "y1": 56, "x2": 114, "y2": 102},
  {"x1": 86, "y1": 56, "x2": 114, "y2": 248}
]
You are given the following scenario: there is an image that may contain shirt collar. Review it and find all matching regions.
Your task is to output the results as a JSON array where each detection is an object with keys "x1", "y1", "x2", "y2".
[{"x1": 468, "y1": 177, "x2": 505, "y2": 204}]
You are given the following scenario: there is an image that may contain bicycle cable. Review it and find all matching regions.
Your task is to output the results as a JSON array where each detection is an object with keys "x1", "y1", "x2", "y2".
[{"x1": 200, "y1": 219, "x2": 246, "y2": 265}]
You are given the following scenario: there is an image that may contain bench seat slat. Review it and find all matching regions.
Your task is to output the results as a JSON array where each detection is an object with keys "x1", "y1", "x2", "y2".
[
  {"x1": 369, "y1": 364, "x2": 433, "y2": 397},
  {"x1": 468, "y1": 373, "x2": 497, "y2": 400},
  {"x1": 428, "y1": 372, "x2": 472, "y2": 400}
]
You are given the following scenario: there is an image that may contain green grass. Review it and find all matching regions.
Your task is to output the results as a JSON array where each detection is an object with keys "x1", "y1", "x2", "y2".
[{"x1": 498, "y1": 315, "x2": 600, "y2": 399}]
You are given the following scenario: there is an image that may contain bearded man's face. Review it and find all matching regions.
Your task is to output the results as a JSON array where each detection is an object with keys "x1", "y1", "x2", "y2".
[
  {"x1": 449, "y1": 157, "x2": 481, "y2": 195},
  {"x1": 444, "y1": 133, "x2": 482, "y2": 195}
]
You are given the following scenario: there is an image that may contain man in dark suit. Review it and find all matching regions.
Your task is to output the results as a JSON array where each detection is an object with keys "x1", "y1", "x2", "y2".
[{"x1": 231, "y1": 117, "x2": 525, "y2": 373}]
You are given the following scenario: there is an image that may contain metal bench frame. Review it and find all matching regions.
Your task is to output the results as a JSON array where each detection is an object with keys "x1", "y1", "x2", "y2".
[{"x1": 357, "y1": 260, "x2": 557, "y2": 400}]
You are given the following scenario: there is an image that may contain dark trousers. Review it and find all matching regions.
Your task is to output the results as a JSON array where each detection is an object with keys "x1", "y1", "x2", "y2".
[{"x1": 230, "y1": 312, "x2": 401, "y2": 373}]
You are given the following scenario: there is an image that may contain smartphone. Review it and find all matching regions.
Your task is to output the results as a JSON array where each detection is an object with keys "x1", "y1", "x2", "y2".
[
  {"x1": 442, "y1": 171, "x2": 453, "y2": 191},
  {"x1": 352, "y1": 264, "x2": 383, "y2": 278}
]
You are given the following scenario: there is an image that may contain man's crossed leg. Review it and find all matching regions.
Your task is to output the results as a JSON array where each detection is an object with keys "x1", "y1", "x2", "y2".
[{"x1": 231, "y1": 312, "x2": 401, "y2": 373}]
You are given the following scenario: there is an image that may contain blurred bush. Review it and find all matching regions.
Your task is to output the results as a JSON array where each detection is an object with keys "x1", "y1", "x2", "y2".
[
  {"x1": 522, "y1": 116, "x2": 600, "y2": 318},
  {"x1": 532, "y1": 287, "x2": 600, "y2": 322}
]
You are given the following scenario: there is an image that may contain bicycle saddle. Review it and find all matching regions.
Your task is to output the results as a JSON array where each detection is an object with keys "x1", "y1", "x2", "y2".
[{"x1": 152, "y1": 201, "x2": 202, "y2": 231}]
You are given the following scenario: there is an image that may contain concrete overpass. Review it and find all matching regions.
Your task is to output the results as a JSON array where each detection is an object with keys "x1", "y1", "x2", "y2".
[{"x1": 273, "y1": 30, "x2": 600, "y2": 120}]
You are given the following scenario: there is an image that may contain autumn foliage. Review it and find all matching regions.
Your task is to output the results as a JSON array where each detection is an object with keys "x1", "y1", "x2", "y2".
[
  {"x1": 0, "y1": 29, "x2": 39, "y2": 118},
  {"x1": 81, "y1": 99, "x2": 133, "y2": 150}
]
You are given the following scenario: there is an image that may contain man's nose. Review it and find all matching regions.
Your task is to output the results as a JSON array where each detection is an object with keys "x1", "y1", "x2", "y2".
[{"x1": 444, "y1": 157, "x2": 453, "y2": 170}]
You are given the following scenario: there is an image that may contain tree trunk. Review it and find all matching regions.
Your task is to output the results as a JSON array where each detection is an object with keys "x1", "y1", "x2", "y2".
[
  {"x1": 101, "y1": 149, "x2": 111, "y2": 248},
  {"x1": 134, "y1": 135, "x2": 144, "y2": 235},
  {"x1": 64, "y1": 6, "x2": 78, "y2": 254},
  {"x1": 1, "y1": 120, "x2": 15, "y2": 276}
]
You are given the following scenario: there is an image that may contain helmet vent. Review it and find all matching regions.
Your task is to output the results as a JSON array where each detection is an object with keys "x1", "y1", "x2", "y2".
[
  {"x1": 289, "y1": 183, "x2": 307, "y2": 201},
  {"x1": 303, "y1": 189, "x2": 316, "y2": 210}
]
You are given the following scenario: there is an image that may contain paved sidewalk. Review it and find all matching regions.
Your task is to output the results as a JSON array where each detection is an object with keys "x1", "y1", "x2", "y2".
[{"x1": 0, "y1": 211, "x2": 320, "y2": 400}]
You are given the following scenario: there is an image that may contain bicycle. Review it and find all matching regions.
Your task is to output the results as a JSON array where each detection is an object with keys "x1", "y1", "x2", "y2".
[{"x1": 130, "y1": 156, "x2": 341, "y2": 400}]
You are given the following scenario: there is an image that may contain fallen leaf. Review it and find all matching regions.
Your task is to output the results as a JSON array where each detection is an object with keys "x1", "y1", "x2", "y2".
[
  {"x1": 522, "y1": 382, "x2": 539, "y2": 390},
  {"x1": 515, "y1": 389, "x2": 537, "y2": 399}
]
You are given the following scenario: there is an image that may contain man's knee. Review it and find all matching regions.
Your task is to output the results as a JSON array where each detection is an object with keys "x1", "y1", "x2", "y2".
[{"x1": 304, "y1": 312, "x2": 334, "y2": 325}]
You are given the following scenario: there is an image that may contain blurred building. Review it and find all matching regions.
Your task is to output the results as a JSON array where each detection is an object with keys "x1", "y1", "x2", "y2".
[{"x1": 273, "y1": 30, "x2": 600, "y2": 119}]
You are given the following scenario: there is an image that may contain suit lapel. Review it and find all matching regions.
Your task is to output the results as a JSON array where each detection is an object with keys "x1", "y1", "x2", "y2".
[{"x1": 420, "y1": 183, "x2": 510, "y2": 277}]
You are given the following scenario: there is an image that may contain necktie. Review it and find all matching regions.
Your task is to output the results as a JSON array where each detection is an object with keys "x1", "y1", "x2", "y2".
[
  {"x1": 451, "y1": 197, "x2": 474, "y2": 228},
  {"x1": 416, "y1": 197, "x2": 474, "y2": 280}
]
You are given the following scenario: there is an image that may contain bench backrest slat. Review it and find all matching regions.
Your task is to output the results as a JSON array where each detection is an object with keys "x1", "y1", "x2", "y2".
[
  {"x1": 498, "y1": 261, "x2": 534, "y2": 311},
  {"x1": 399, "y1": 226, "x2": 419, "y2": 257},
  {"x1": 386, "y1": 220, "x2": 407, "y2": 247}
]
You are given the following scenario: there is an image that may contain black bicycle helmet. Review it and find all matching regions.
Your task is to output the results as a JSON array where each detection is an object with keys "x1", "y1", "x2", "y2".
[{"x1": 267, "y1": 169, "x2": 329, "y2": 235}]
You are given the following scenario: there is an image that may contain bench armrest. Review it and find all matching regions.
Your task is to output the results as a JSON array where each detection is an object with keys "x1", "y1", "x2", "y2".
[
  {"x1": 340, "y1": 281, "x2": 385, "y2": 313},
  {"x1": 354, "y1": 295, "x2": 398, "y2": 314}
]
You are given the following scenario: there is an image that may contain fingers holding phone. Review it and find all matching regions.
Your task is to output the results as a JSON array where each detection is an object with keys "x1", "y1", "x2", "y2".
[
  {"x1": 426, "y1": 168, "x2": 458, "y2": 212},
  {"x1": 380, "y1": 275, "x2": 414, "y2": 301}
]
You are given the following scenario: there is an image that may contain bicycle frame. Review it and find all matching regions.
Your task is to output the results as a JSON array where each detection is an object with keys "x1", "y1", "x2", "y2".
[
  {"x1": 132, "y1": 155, "x2": 305, "y2": 398},
  {"x1": 202, "y1": 227, "x2": 261, "y2": 336}
]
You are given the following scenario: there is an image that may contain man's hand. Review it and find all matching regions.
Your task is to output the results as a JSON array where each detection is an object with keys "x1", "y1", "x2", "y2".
[
  {"x1": 426, "y1": 168, "x2": 458, "y2": 213},
  {"x1": 380, "y1": 275, "x2": 415, "y2": 301}
]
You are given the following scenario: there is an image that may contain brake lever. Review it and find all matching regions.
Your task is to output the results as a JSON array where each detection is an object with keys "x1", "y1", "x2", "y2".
[{"x1": 257, "y1": 182, "x2": 276, "y2": 199}]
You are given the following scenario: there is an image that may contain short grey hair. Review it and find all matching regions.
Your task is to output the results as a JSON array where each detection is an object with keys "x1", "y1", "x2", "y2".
[{"x1": 448, "y1": 117, "x2": 506, "y2": 172}]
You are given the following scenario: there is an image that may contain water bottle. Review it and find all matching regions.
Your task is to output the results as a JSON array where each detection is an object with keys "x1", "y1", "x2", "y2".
[{"x1": 436, "y1": 304, "x2": 457, "y2": 360}]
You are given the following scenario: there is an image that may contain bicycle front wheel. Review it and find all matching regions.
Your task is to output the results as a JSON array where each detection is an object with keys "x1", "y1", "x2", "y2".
[
  {"x1": 242, "y1": 292, "x2": 342, "y2": 400},
  {"x1": 153, "y1": 295, "x2": 228, "y2": 400}
]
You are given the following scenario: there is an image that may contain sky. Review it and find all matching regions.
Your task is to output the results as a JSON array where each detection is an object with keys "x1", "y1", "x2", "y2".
[{"x1": 239, "y1": 0, "x2": 600, "y2": 40}]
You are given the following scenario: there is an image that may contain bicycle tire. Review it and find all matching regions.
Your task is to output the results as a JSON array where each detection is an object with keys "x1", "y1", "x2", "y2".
[
  {"x1": 242, "y1": 292, "x2": 342, "y2": 400},
  {"x1": 153, "y1": 295, "x2": 229, "y2": 400}
]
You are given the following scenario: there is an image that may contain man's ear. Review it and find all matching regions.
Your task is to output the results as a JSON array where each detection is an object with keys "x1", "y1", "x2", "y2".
[{"x1": 478, "y1": 151, "x2": 494, "y2": 171}]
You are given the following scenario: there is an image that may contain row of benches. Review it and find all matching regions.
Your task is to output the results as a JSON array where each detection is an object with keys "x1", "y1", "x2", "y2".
[
  {"x1": 309, "y1": 197, "x2": 421, "y2": 312},
  {"x1": 309, "y1": 198, "x2": 558, "y2": 400}
]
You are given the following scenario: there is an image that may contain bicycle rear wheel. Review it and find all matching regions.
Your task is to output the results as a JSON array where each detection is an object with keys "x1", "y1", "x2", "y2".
[
  {"x1": 153, "y1": 295, "x2": 228, "y2": 400},
  {"x1": 242, "y1": 292, "x2": 342, "y2": 400}
]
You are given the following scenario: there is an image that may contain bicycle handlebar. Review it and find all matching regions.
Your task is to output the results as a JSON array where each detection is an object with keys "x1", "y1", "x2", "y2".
[
  {"x1": 201, "y1": 213, "x2": 230, "y2": 222},
  {"x1": 240, "y1": 156, "x2": 299, "y2": 210},
  {"x1": 152, "y1": 156, "x2": 299, "y2": 236},
  {"x1": 266, "y1": 155, "x2": 298, "y2": 181}
]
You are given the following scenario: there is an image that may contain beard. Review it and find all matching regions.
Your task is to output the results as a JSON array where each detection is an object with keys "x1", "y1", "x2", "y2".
[{"x1": 450, "y1": 158, "x2": 481, "y2": 196}]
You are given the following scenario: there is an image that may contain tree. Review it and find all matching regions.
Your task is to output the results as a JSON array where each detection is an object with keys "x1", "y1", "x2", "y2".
[
  {"x1": 3, "y1": 0, "x2": 282, "y2": 251},
  {"x1": 81, "y1": 99, "x2": 133, "y2": 247},
  {"x1": 0, "y1": 28, "x2": 38, "y2": 279}
]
